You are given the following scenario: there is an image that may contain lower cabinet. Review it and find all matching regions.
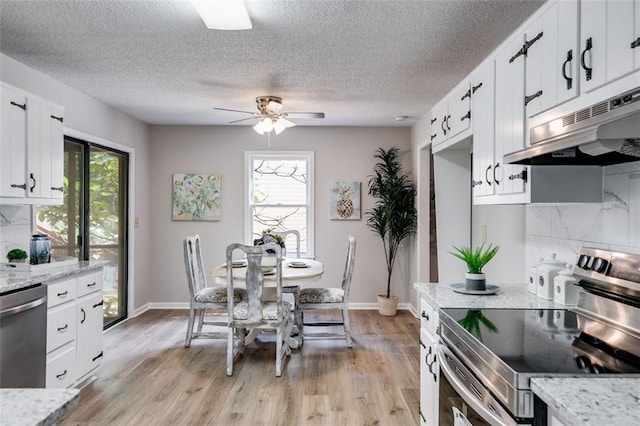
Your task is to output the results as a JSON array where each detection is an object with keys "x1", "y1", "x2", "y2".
[
  {"x1": 46, "y1": 268, "x2": 103, "y2": 388},
  {"x1": 419, "y1": 297, "x2": 440, "y2": 426}
]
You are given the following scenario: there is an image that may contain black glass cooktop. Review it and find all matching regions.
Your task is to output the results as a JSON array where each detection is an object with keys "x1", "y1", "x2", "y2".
[{"x1": 441, "y1": 308, "x2": 640, "y2": 375}]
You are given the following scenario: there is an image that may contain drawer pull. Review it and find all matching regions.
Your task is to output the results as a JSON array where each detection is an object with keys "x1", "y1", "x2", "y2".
[
  {"x1": 80, "y1": 307, "x2": 86, "y2": 324},
  {"x1": 419, "y1": 339, "x2": 426, "y2": 349},
  {"x1": 92, "y1": 351, "x2": 104, "y2": 362},
  {"x1": 421, "y1": 311, "x2": 429, "y2": 321},
  {"x1": 57, "y1": 291, "x2": 68, "y2": 297},
  {"x1": 87, "y1": 282, "x2": 97, "y2": 288},
  {"x1": 93, "y1": 300, "x2": 104, "y2": 308},
  {"x1": 57, "y1": 324, "x2": 68, "y2": 332},
  {"x1": 56, "y1": 369, "x2": 67, "y2": 379}
]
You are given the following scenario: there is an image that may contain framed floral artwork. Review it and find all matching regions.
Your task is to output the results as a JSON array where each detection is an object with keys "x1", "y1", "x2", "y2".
[
  {"x1": 330, "y1": 181, "x2": 361, "y2": 220},
  {"x1": 172, "y1": 173, "x2": 221, "y2": 221}
]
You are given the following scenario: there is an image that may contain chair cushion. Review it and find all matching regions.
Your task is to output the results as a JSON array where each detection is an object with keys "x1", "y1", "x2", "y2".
[
  {"x1": 232, "y1": 301, "x2": 292, "y2": 320},
  {"x1": 299, "y1": 288, "x2": 344, "y2": 304},
  {"x1": 195, "y1": 287, "x2": 247, "y2": 304}
]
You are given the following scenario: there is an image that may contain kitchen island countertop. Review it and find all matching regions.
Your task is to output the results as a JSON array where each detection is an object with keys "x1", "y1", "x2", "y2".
[
  {"x1": 0, "y1": 388, "x2": 79, "y2": 425},
  {"x1": 0, "y1": 260, "x2": 108, "y2": 294},
  {"x1": 531, "y1": 377, "x2": 640, "y2": 426},
  {"x1": 413, "y1": 281, "x2": 572, "y2": 310}
]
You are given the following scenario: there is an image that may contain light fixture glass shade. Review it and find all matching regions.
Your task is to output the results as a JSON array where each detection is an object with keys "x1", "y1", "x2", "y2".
[
  {"x1": 279, "y1": 117, "x2": 296, "y2": 128},
  {"x1": 192, "y1": 0, "x2": 252, "y2": 30},
  {"x1": 273, "y1": 119, "x2": 287, "y2": 135},
  {"x1": 262, "y1": 118, "x2": 274, "y2": 132},
  {"x1": 253, "y1": 120, "x2": 265, "y2": 135},
  {"x1": 267, "y1": 100, "x2": 284, "y2": 114}
]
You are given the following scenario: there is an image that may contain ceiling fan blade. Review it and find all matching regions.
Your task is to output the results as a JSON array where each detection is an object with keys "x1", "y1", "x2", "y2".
[
  {"x1": 286, "y1": 112, "x2": 325, "y2": 119},
  {"x1": 229, "y1": 116, "x2": 260, "y2": 124},
  {"x1": 213, "y1": 107, "x2": 255, "y2": 114}
]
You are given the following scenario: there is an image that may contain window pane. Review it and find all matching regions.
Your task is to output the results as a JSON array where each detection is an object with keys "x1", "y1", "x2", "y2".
[
  {"x1": 252, "y1": 159, "x2": 307, "y2": 204},
  {"x1": 253, "y1": 206, "x2": 307, "y2": 253}
]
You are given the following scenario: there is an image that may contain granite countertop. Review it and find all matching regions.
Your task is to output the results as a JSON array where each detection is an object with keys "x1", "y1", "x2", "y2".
[
  {"x1": 413, "y1": 281, "x2": 573, "y2": 310},
  {"x1": 531, "y1": 377, "x2": 640, "y2": 426},
  {"x1": 0, "y1": 260, "x2": 108, "y2": 294},
  {"x1": 0, "y1": 389, "x2": 79, "y2": 425}
]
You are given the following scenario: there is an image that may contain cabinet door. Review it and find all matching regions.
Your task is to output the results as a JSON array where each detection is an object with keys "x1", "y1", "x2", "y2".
[
  {"x1": 430, "y1": 99, "x2": 449, "y2": 146},
  {"x1": 27, "y1": 100, "x2": 48, "y2": 198},
  {"x1": 580, "y1": 0, "x2": 607, "y2": 92},
  {"x1": 524, "y1": 8, "x2": 555, "y2": 116},
  {"x1": 494, "y1": 36, "x2": 527, "y2": 196},
  {"x1": 635, "y1": 0, "x2": 640, "y2": 69},
  {"x1": 49, "y1": 105, "x2": 64, "y2": 200},
  {"x1": 606, "y1": 0, "x2": 635, "y2": 83},
  {"x1": 471, "y1": 61, "x2": 495, "y2": 198},
  {"x1": 77, "y1": 292, "x2": 104, "y2": 379},
  {"x1": 556, "y1": 0, "x2": 580, "y2": 105},
  {"x1": 420, "y1": 328, "x2": 438, "y2": 426},
  {"x1": 0, "y1": 84, "x2": 27, "y2": 197},
  {"x1": 448, "y1": 80, "x2": 471, "y2": 138}
]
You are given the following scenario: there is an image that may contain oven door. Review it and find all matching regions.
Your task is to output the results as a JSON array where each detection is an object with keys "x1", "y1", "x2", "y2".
[{"x1": 438, "y1": 345, "x2": 532, "y2": 426}]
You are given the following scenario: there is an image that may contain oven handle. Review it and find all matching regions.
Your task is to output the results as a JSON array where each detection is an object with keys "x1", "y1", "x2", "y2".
[
  {"x1": 437, "y1": 345, "x2": 512, "y2": 426},
  {"x1": 0, "y1": 296, "x2": 47, "y2": 318}
]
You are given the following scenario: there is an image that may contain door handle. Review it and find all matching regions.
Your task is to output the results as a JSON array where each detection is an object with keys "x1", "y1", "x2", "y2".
[
  {"x1": 562, "y1": 49, "x2": 573, "y2": 90},
  {"x1": 485, "y1": 165, "x2": 493, "y2": 186},
  {"x1": 80, "y1": 307, "x2": 86, "y2": 324},
  {"x1": 581, "y1": 37, "x2": 593, "y2": 81},
  {"x1": 29, "y1": 173, "x2": 36, "y2": 193},
  {"x1": 493, "y1": 163, "x2": 501, "y2": 186}
]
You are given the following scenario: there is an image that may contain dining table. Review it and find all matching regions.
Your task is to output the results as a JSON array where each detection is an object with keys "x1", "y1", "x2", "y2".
[{"x1": 211, "y1": 258, "x2": 324, "y2": 348}]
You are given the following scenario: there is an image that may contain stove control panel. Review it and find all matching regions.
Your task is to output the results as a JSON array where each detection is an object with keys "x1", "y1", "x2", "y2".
[{"x1": 573, "y1": 248, "x2": 640, "y2": 289}]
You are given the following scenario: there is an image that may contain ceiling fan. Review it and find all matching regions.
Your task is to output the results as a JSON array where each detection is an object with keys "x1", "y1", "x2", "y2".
[{"x1": 214, "y1": 96, "x2": 325, "y2": 135}]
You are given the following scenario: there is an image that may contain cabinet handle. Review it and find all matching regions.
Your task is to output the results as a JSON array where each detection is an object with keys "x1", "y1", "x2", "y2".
[
  {"x1": 461, "y1": 111, "x2": 471, "y2": 121},
  {"x1": 10, "y1": 101, "x2": 26, "y2": 110},
  {"x1": 445, "y1": 114, "x2": 451, "y2": 131},
  {"x1": 562, "y1": 49, "x2": 573, "y2": 90},
  {"x1": 430, "y1": 134, "x2": 437, "y2": 141},
  {"x1": 460, "y1": 89, "x2": 471, "y2": 101},
  {"x1": 472, "y1": 180, "x2": 483, "y2": 188},
  {"x1": 51, "y1": 186, "x2": 64, "y2": 192},
  {"x1": 472, "y1": 82, "x2": 483, "y2": 93},
  {"x1": 421, "y1": 310, "x2": 429, "y2": 321},
  {"x1": 56, "y1": 370, "x2": 67, "y2": 379},
  {"x1": 93, "y1": 300, "x2": 104, "y2": 308},
  {"x1": 80, "y1": 307, "x2": 86, "y2": 324},
  {"x1": 11, "y1": 183, "x2": 27, "y2": 189},
  {"x1": 508, "y1": 169, "x2": 528, "y2": 183},
  {"x1": 50, "y1": 115, "x2": 63, "y2": 123},
  {"x1": 524, "y1": 90, "x2": 543, "y2": 106},
  {"x1": 29, "y1": 173, "x2": 36, "y2": 193},
  {"x1": 581, "y1": 37, "x2": 593, "y2": 81},
  {"x1": 57, "y1": 324, "x2": 68, "y2": 332},
  {"x1": 430, "y1": 117, "x2": 437, "y2": 125},
  {"x1": 441, "y1": 116, "x2": 447, "y2": 135},
  {"x1": 493, "y1": 163, "x2": 501, "y2": 186},
  {"x1": 485, "y1": 165, "x2": 493, "y2": 186},
  {"x1": 57, "y1": 291, "x2": 68, "y2": 297},
  {"x1": 87, "y1": 282, "x2": 97, "y2": 288},
  {"x1": 425, "y1": 346, "x2": 433, "y2": 365},
  {"x1": 419, "y1": 339, "x2": 426, "y2": 349},
  {"x1": 632, "y1": 37, "x2": 640, "y2": 49},
  {"x1": 92, "y1": 351, "x2": 104, "y2": 362}
]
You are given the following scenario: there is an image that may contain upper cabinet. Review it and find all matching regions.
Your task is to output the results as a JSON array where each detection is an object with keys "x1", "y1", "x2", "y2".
[
  {"x1": 471, "y1": 61, "x2": 496, "y2": 198},
  {"x1": 0, "y1": 82, "x2": 64, "y2": 205},
  {"x1": 580, "y1": 0, "x2": 639, "y2": 93},
  {"x1": 430, "y1": 79, "x2": 471, "y2": 152}
]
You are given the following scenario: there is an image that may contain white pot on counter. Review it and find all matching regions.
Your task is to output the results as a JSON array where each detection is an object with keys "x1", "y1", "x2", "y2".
[
  {"x1": 554, "y1": 264, "x2": 580, "y2": 305},
  {"x1": 528, "y1": 258, "x2": 543, "y2": 294},
  {"x1": 536, "y1": 253, "x2": 564, "y2": 300}
]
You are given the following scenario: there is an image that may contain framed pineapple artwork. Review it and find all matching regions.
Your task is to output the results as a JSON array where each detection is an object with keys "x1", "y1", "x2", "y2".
[{"x1": 330, "y1": 181, "x2": 361, "y2": 220}]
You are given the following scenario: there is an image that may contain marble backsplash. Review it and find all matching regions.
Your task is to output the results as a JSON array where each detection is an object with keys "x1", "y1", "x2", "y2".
[
  {"x1": 0, "y1": 205, "x2": 33, "y2": 259},
  {"x1": 526, "y1": 162, "x2": 640, "y2": 276}
]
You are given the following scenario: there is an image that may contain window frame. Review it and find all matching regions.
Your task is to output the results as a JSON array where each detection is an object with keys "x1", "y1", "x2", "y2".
[{"x1": 244, "y1": 151, "x2": 314, "y2": 258}]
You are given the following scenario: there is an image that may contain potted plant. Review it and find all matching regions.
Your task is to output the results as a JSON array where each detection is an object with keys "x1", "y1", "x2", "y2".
[
  {"x1": 6, "y1": 248, "x2": 28, "y2": 263},
  {"x1": 450, "y1": 243, "x2": 499, "y2": 291},
  {"x1": 254, "y1": 228, "x2": 286, "y2": 264},
  {"x1": 366, "y1": 147, "x2": 417, "y2": 316}
]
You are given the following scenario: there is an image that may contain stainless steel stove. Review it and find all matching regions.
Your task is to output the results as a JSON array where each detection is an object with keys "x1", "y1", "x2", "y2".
[{"x1": 438, "y1": 247, "x2": 640, "y2": 425}]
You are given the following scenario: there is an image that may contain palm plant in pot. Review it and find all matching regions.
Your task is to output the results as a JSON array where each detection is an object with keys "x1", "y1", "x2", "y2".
[
  {"x1": 450, "y1": 243, "x2": 499, "y2": 291},
  {"x1": 366, "y1": 147, "x2": 417, "y2": 316}
]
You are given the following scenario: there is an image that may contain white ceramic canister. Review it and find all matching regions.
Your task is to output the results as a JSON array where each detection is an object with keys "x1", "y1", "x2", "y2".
[
  {"x1": 527, "y1": 258, "x2": 543, "y2": 294},
  {"x1": 554, "y1": 264, "x2": 580, "y2": 305},
  {"x1": 536, "y1": 253, "x2": 565, "y2": 300}
]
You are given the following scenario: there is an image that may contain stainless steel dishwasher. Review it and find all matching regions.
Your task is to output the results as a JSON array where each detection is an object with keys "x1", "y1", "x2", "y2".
[{"x1": 0, "y1": 284, "x2": 47, "y2": 388}]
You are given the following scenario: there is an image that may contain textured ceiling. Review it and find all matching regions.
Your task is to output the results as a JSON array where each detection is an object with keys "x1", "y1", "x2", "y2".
[{"x1": 0, "y1": 0, "x2": 545, "y2": 127}]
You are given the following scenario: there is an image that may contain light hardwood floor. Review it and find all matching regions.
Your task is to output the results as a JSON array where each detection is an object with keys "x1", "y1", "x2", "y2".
[{"x1": 61, "y1": 309, "x2": 420, "y2": 425}]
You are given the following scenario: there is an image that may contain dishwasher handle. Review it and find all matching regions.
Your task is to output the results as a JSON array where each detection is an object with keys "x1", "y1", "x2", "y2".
[{"x1": 0, "y1": 296, "x2": 47, "y2": 318}]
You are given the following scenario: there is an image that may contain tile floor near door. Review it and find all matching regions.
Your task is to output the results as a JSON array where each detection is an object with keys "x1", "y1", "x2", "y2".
[{"x1": 60, "y1": 309, "x2": 420, "y2": 425}]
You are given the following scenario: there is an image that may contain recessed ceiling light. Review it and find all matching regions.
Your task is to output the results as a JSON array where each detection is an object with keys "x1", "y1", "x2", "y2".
[
  {"x1": 192, "y1": 0, "x2": 252, "y2": 31},
  {"x1": 395, "y1": 115, "x2": 410, "y2": 122}
]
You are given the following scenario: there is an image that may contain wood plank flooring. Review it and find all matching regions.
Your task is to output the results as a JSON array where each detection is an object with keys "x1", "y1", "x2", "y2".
[{"x1": 60, "y1": 309, "x2": 420, "y2": 425}]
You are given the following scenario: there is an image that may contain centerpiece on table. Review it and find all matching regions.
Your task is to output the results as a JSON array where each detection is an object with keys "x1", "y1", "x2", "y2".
[
  {"x1": 253, "y1": 228, "x2": 286, "y2": 259},
  {"x1": 449, "y1": 243, "x2": 500, "y2": 295}
]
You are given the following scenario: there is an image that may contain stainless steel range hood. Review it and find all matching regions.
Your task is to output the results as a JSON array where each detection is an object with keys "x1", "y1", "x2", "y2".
[{"x1": 504, "y1": 86, "x2": 640, "y2": 166}]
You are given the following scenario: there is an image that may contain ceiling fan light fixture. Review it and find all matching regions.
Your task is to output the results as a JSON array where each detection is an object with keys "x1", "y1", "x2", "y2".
[
  {"x1": 267, "y1": 100, "x2": 284, "y2": 114},
  {"x1": 273, "y1": 120, "x2": 287, "y2": 135},
  {"x1": 192, "y1": 0, "x2": 252, "y2": 31},
  {"x1": 279, "y1": 117, "x2": 296, "y2": 128},
  {"x1": 252, "y1": 120, "x2": 266, "y2": 135}
]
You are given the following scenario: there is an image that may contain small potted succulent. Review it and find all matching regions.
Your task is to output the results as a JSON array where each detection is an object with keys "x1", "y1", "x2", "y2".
[
  {"x1": 6, "y1": 248, "x2": 28, "y2": 264},
  {"x1": 450, "y1": 243, "x2": 499, "y2": 291}
]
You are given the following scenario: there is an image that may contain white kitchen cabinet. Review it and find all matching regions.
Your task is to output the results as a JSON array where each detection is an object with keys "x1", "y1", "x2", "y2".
[
  {"x1": 419, "y1": 297, "x2": 439, "y2": 426},
  {"x1": 429, "y1": 98, "x2": 448, "y2": 147},
  {"x1": 45, "y1": 268, "x2": 104, "y2": 389},
  {"x1": 471, "y1": 61, "x2": 496, "y2": 198},
  {"x1": 0, "y1": 81, "x2": 64, "y2": 205},
  {"x1": 0, "y1": 83, "x2": 27, "y2": 198},
  {"x1": 430, "y1": 79, "x2": 471, "y2": 152},
  {"x1": 580, "y1": 0, "x2": 637, "y2": 93}
]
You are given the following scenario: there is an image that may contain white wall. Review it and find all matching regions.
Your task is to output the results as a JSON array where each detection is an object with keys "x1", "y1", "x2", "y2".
[
  {"x1": 0, "y1": 54, "x2": 152, "y2": 313},
  {"x1": 148, "y1": 125, "x2": 413, "y2": 307}
]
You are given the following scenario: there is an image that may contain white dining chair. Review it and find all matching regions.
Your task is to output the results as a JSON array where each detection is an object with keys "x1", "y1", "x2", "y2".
[
  {"x1": 226, "y1": 243, "x2": 293, "y2": 377},
  {"x1": 183, "y1": 234, "x2": 247, "y2": 348},
  {"x1": 297, "y1": 235, "x2": 356, "y2": 347},
  {"x1": 272, "y1": 230, "x2": 301, "y2": 258}
]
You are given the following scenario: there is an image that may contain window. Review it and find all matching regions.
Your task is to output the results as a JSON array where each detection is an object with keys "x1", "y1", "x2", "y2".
[{"x1": 245, "y1": 151, "x2": 314, "y2": 257}]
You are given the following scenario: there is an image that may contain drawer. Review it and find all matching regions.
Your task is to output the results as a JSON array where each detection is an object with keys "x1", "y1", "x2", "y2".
[
  {"x1": 77, "y1": 270, "x2": 103, "y2": 297},
  {"x1": 47, "y1": 303, "x2": 76, "y2": 353},
  {"x1": 419, "y1": 297, "x2": 439, "y2": 336},
  {"x1": 47, "y1": 278, "x2": 76, "y2": 308},
  {"x1": 46, "y1": 345, "x2": 76, "y2": 388}
]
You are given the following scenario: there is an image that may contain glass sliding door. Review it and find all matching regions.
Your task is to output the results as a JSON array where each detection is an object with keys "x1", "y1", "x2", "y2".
[{"x1": 37, "y1": 137, "x2": 129, "y2": 328}]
